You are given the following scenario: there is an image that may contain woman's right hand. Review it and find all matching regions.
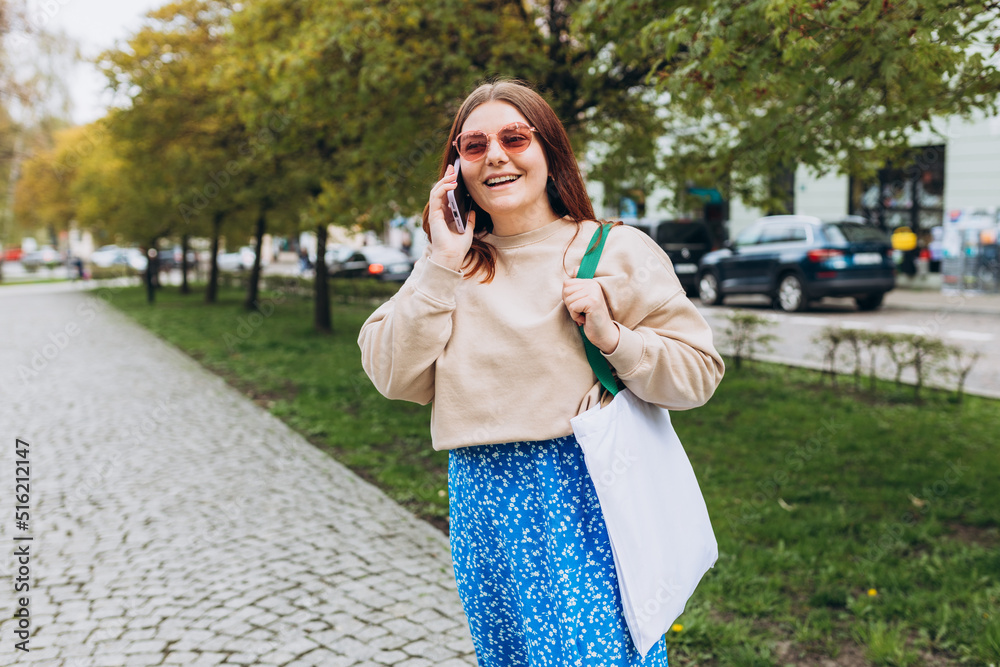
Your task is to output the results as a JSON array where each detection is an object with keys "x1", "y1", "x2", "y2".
[{"x1": 427, "y1": 163, "x2": 475, "y2": 272}]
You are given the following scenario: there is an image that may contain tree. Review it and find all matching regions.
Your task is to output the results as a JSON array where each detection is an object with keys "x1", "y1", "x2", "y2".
[
  {"x1": 98, "y1": 0, "x2": 297, "y2": 305},
  {"x1": 585, "y1": 0, "x2": 1000, "y2": 211},
  {"x1": 1, "y1": 0, "x2": 76, "y2": 264},
  {"x1": 71, "y1": 121, "x2": 178, "y2": 302},
  {"x1": 12, "y1": 125, "x2": 92, "y2": 245},
  {"x1": 230, "y1": 0, "x2": 668, "y2": 331}
]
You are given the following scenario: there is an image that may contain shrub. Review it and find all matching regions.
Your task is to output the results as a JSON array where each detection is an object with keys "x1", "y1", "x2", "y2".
[
  {"x1": 943, "y1": 344, "x2": 982, "y2": 405},
  {"x1": 814, "y1": 326, "x2": 845, "y2": 386},
  {"x1": 721, "y1": 311, "x2": 777, "y2": 371},
  {"x1": 903, "y1": 334, "x2": 948, "y2": 402}
]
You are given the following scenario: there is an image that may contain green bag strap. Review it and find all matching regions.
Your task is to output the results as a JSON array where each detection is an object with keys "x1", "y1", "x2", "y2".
[{"x1": 577, "y1": 223, "x2": 620, "y2": 397}]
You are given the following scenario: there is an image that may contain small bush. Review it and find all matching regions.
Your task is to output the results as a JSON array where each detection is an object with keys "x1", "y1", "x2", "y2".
[
  {"x1": 814, "y1": 326, "x2": 845, "y2": 386},
  {"x1": 809, "y1": 327, "x2": 981, "y2": 405},
  {"x1": 943, "y1": 345, "x2": 982, "y2": 405},
  {"x1": 722, "y1": 311, "x2": 777, "y2": 371}
]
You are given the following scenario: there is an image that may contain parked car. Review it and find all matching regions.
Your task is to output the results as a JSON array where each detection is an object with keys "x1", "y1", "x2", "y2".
[
  {"x1": 217, "y1": 246, "x2": 257, "y2": 272},
  {"x1": 89, "y1": 245, "x2": 123, "y2": 268},
  {"x1": 625, "y1": 218, "x2": 724, "y2": 293},
  {"x1": 324, "y1": 244, "x2": 353, "y2": 269},
  {"x1": 329, "y1": 246, "x2": 414, "y2": 282},
  {"x1": 697, "y1": 215, "x2": 895, "y2": 312},
  {"x1": 20, "y1": 245, "x2": 62, "y2": 269},
  {"x1": 90, "y1": 245, "x2": 148, "y2": 271},
  {"x1": 154, "y1": 246, "x2": 196, "y2": 271}
]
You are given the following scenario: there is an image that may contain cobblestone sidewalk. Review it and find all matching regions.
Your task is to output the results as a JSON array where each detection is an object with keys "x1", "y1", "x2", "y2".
[{"x1": 0, "y1": 286, "x2": 477, "y2": 667}]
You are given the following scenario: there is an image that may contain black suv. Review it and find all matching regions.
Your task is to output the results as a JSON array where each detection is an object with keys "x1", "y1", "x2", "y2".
[{"x1": 624, "y1": 219, "x2": 725, "y2": 294}]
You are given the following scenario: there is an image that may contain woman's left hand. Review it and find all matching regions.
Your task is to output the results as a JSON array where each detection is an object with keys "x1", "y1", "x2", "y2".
[{"x1": 562, "y1": 278, "x2": 621, "y2": 354}]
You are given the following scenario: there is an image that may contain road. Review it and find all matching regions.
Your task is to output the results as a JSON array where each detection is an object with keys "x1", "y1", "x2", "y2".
[{"x1": 694, "y1": 295, "x2": 1000, "y2": 399}]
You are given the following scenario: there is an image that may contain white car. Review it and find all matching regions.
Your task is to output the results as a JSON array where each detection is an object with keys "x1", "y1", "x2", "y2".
[
  {"x1": 89, "y1": 245, "x2": 148, "y2": 271},
  {"x1": 122, "y1": 248, "x2": 148, "y2": 272},
  {"x1": 89, "y1": 245, "x2": 123, "y2": 268},
  {"x1": 217, "y1": 246, "x2": 258, "y2": 272}
]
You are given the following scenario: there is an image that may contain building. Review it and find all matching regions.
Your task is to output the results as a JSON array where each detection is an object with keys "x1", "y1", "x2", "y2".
[{"x1": 739, "y1": 108, "x2": 1000, "y2": 238}]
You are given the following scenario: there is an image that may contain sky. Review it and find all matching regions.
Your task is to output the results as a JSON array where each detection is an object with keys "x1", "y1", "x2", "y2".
[{"x1": 34, "y1": 0, "x2": 167, "y2": 124}]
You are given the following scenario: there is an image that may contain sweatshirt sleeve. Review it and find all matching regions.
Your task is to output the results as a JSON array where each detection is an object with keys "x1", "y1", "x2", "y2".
[
  {"x1": 594, "y1": 226, "x2": 725, "y2": 410},
  {"x1": 357, "y1": 249, "x2": 462, "y2": 405}
]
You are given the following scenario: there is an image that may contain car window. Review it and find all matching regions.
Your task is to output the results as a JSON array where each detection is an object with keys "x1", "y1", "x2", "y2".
[
  {"x1": 758, "y1": 225, "x2": 790, "y2": 244},
  {"x1": 734, "y1": 225, "x2": 762, "y2": 247},
  {"x1": 826, "y1": 222, "x2": 889, "y2": 244},
  {"x1": 823, "y1": 225, "x2": 847, "y2": 245},
  {"x1": 759, "y1": 224, "x2": 808, "y2": 244}
]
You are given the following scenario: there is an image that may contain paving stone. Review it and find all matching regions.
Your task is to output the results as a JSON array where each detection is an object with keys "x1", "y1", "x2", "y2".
[
  {"x1": 395, "y1": 658, "x2": 435, "y2": 667},
  {"x1": 372, "y1": 650, "x2": 409, "y2": 665},
  {"x1": 123, "y1": 639, "x2": 169, "y2": 654},
  {"x1": 0, "y1": 286, "x2": 477, "y2": 667},
  {"x1": 124, "y1": 653, "x2": 166, "y2": 666},
  {"x1": 368, "y1": 633, "x2": 411, "y2": 652},
  {"x1": 437, "y1": 660, "x2": 480, "y2": 667},
  {"x1": 401, "y1": 638, "x2": 459, "y2": 662},
  {"x1": 445, "y1": 636, "x2": 478, "y2": 654},
  {"x1": 353, "y1": 624, "x2": 390, "y2": 642}
]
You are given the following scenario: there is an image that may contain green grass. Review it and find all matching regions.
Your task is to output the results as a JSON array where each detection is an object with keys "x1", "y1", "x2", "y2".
[
  {"x1": 108, "y1": 283, "x2": 1000, "y2": 666},
  {"x1": 0, "y1": 276, "x2": 71, "y2": 286}
]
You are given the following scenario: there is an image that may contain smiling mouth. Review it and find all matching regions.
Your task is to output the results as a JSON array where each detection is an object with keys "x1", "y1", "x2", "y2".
[{"x1": 485, "y1": 175, "x2": 521, "y2": 188}]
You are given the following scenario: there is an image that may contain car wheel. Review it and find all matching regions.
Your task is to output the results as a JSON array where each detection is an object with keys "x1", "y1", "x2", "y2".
[
  {"x1": 698, "y1": 271, "x2": 724, "y2": 306},
  {"x1": 855, "y1": 292, "x2": 885, "y2": 311},
  {"x1": 775, "y1": 273, "x2": 808, "y2": 312}
]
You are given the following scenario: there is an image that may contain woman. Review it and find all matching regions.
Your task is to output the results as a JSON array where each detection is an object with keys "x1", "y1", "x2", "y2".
[{"x1": 359, "y1": 80, "x2": 724, "y2": 666}]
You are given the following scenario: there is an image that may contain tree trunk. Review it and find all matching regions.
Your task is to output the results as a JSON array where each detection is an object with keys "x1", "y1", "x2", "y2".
[
  {"x1": 245, "y1": 204, "x2": 267, "y2": 311},
  {"x1": 206, "y1": 212, "x2": 222, "y2": 304},
  {"x1": 314, "y1": 222, "x2": 332, "y2": 333},
  {"x1": 180, "y1": 233, "x2": 191, "y2": 295},
  {"x1": 767, "y1": 162, "x2": 796, "y2": 216},
  {"x1": 145, "y1": 241, "x2": 157, "y2": 304}
]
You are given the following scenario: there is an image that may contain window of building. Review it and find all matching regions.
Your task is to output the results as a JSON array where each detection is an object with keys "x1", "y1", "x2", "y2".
[{"x1": 848, "y1": 145, "x2": 945, "y2": 235}]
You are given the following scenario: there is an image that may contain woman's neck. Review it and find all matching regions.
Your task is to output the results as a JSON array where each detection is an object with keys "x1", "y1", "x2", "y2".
[{"x1": 489, "y1": 202, "x2": 562, "y2": 237}]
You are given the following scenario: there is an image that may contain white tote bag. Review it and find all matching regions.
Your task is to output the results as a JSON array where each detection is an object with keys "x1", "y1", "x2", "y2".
[
  {"x1": 570, "y1": 223, "x2": 718, "y2": 657},
  {"x1": 570, "y1": 389, "x2": 718, "y2": 657}
]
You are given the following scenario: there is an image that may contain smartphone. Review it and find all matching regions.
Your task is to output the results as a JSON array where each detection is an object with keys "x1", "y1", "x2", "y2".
[{"x1": 446, "y1": 157, "x2": 465, "y2": 233}]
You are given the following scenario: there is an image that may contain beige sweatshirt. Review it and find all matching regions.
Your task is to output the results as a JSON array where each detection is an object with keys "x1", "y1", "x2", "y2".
[{"x1": 358, "y1": 217, "x2": 725, "y2": 451}]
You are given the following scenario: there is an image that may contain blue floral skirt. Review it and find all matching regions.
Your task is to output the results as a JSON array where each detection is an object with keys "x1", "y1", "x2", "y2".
[{"x1": 448, "y1": 434, "x2": 670, "y2": 667}]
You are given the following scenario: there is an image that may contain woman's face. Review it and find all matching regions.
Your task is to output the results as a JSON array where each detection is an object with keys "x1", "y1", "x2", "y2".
[{"x1": 458, "y1": 101, "x2": 553, "y2": 228}]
